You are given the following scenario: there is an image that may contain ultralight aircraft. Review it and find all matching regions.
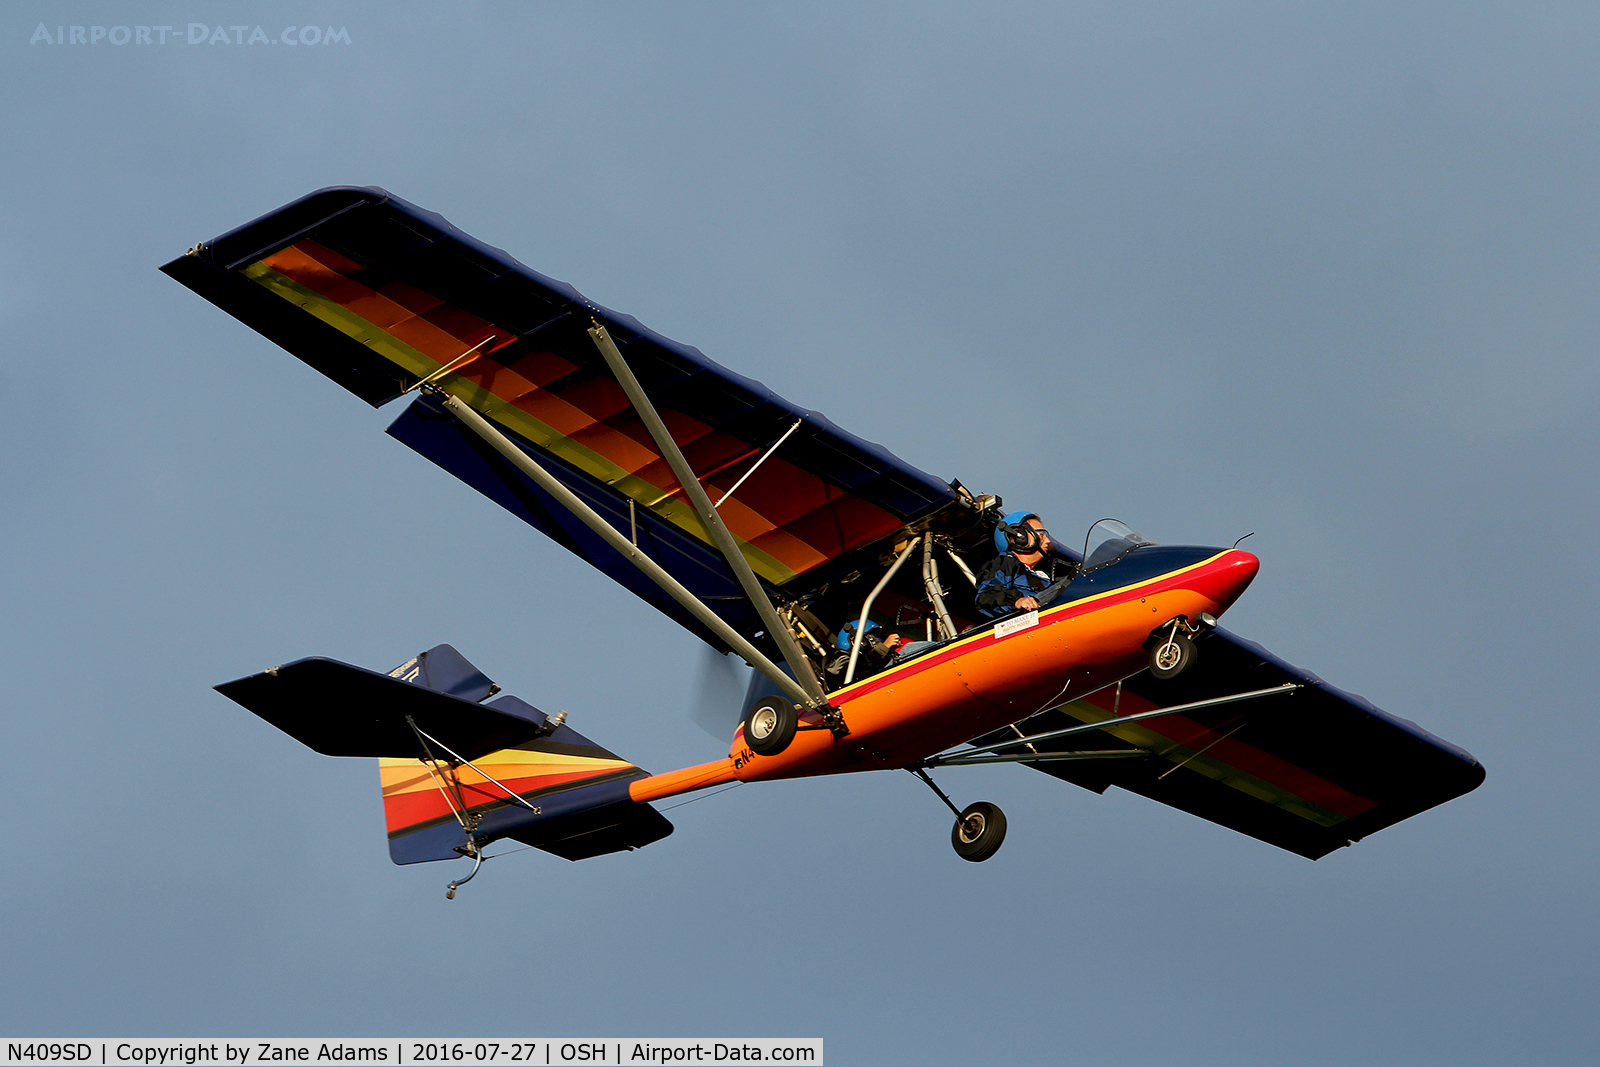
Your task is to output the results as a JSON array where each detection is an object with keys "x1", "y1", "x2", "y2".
[{"x1": 164, "y1": 187, "x2": 1485, "y2": 898}]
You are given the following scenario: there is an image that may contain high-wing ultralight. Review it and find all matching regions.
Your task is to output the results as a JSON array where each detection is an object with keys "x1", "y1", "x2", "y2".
[{"x1": 164, "y1": 187, "x2": 1484, "y2": 896}]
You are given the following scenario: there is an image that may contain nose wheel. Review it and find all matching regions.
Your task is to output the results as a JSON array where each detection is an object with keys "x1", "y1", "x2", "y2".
[
  {"x1": 909, "y1": 767, "x2": 1008, "y2": 862},
  {"x1": 1149, "y1": 615, "x2": 1211, "y2": 680},
  {"x1": 1151, "y1": 632, "x2": 1196, "y2": 678}
]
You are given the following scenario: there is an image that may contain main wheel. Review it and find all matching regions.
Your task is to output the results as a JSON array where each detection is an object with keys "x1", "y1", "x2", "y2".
[
  {"x1": 743, "y1": 697, "x2": 798, "y2": 757},
  {"x1": 1150, "y1": 632, "x2": 1198, "y2": 680},
  {"x1": 951, "y1": 801, "x2": 1007, "y2": 862}
]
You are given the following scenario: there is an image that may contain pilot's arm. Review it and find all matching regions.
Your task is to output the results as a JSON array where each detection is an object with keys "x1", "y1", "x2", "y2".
[{"x1": 975, "y1": 556, "x2": 1031, "y2": 617}]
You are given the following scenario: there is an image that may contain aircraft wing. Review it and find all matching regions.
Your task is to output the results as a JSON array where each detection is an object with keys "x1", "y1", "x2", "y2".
[
  {"x1": 968, "y1": 627, "x2": 1485, "y2": 860},
  {"x1": 161, "y1": 187, "x2": 955, "y2": 648}
]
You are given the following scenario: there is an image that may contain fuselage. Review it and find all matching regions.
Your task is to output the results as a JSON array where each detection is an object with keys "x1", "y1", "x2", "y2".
[{"x1": 630, "y1": 546, "x2": 1260, "y2": 803}]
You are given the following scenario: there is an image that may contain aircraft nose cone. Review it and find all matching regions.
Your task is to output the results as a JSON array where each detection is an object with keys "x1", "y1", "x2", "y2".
[{"x1": 1213, "y1": 549, "x2": 1260, "y2": 610}]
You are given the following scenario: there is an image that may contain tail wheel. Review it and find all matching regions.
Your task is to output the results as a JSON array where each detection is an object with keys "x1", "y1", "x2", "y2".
[
  {"x1": 1150, "y1": 632, "x2": 1198, "y2": 680},
  {"x1": 951, "y1": 801, "x2": 1007, "y2": 862},
  {"x1": 744, "y1": 697, "x2": 798, "y2": 757}
]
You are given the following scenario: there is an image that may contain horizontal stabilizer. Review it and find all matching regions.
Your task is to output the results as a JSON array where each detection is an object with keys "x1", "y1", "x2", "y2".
[
  {"x1": 511, "y1": 801, "x2": 673, "y2": 861},
  {"x1": 216, "y1": 657, "x2": 547, "y2": 760},
  {"x1": 388, "y1": 769, "x2": 672, "y2": 865}
]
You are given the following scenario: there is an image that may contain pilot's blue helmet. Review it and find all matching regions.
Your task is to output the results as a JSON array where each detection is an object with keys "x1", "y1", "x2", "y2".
[
  {"x1": 836, "y1": 619, "x2": 884, "y2": 651},
  {"x1": 994, "y1": 510, "x2": 1043, "y2": 554}
]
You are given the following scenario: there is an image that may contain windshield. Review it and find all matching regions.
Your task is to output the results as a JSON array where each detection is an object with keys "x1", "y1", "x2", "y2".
[{"x1": 1080, "y1": 518, "x2": 1155, "y2": 571}]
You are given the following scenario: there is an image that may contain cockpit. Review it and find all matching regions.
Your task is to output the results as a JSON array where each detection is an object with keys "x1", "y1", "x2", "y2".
[{"x1": 766, "y1": 498, "x2": 1172, "y2": 693}]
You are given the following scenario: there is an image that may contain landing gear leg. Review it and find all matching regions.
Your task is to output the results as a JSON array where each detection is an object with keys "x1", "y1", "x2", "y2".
[{"x1": 908, "y1": 767, "x2": 1008, "y2": 863}]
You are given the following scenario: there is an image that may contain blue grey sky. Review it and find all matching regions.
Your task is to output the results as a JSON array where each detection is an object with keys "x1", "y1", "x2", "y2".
[{"x1": 3, "y1": 3, "x2": 1596, "y2": 1063}]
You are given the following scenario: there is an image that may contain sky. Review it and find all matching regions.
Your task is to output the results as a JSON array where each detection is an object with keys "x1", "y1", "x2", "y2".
[{"x1": 3, "y1": 3, "x2": 1598, "y2": 1063}]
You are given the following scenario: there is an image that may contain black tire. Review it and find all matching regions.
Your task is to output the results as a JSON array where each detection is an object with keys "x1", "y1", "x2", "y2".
[
  {"x1": 1150, "y1": 632, "x2": 1198, "y2": 680},
  {"x1": 951, "y1": 801, "x2": 1007, "y2": 862},
  {"x1": 743, "y1": 697, "x2": 797, "y2": 757}
]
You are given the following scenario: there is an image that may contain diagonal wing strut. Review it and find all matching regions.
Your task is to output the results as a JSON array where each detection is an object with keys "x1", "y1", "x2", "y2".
[
  {"x1": 589, "y1": 323, "x2": 830, "y2": 711},
  {"x1": 430, "y1": 389, "x2": 816, "y2": 710}
]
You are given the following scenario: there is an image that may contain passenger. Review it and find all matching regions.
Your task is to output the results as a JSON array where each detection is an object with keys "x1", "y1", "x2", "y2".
[
  {"x1": 975, "y1": 511, "x2": 1061, "y2": 619},
  {"x1": 825, "y1": 620, "x2": 909, "y2": 685}
]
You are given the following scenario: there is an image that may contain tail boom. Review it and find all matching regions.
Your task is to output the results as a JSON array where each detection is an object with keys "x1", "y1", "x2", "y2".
[{"x1": 627, "y1": 758, "x2": 739, "y2": 805}]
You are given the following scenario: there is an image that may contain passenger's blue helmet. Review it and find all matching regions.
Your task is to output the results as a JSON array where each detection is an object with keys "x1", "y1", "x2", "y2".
[
  {"x1": 994, "y1": 510, "x2": 1043, "y2": 554},
  {"x1": 836, "y1": 619, "x2": 884, "y2": 651}
]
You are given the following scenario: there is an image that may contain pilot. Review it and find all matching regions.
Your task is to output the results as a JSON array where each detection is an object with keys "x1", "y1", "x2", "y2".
[{"x1": 976, "y1": 511, "x2": 1062, "y2": 618}]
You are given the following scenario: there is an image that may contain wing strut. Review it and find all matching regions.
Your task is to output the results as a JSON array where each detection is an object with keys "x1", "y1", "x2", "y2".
[
  {"x1": 589, "y1": 324, "x2": 831, "y2": 712},
  {"x1": 430, "y1": 390, "x2": 815, "y2": 710}
]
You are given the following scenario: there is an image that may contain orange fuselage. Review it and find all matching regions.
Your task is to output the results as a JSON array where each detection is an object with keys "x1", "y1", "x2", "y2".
[{"x1": 630, "y1": 548, "x2": 1260, "y2": 805}]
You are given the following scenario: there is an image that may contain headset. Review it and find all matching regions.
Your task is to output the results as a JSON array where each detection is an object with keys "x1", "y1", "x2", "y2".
[{"x1": 994, "y1": 510, "x2": 1045, "y2": 555}]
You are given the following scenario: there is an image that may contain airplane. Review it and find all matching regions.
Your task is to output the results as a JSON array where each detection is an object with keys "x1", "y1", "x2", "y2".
[{"x1": 163, "y1": 186, "x2": 1485, "y2": 897}]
